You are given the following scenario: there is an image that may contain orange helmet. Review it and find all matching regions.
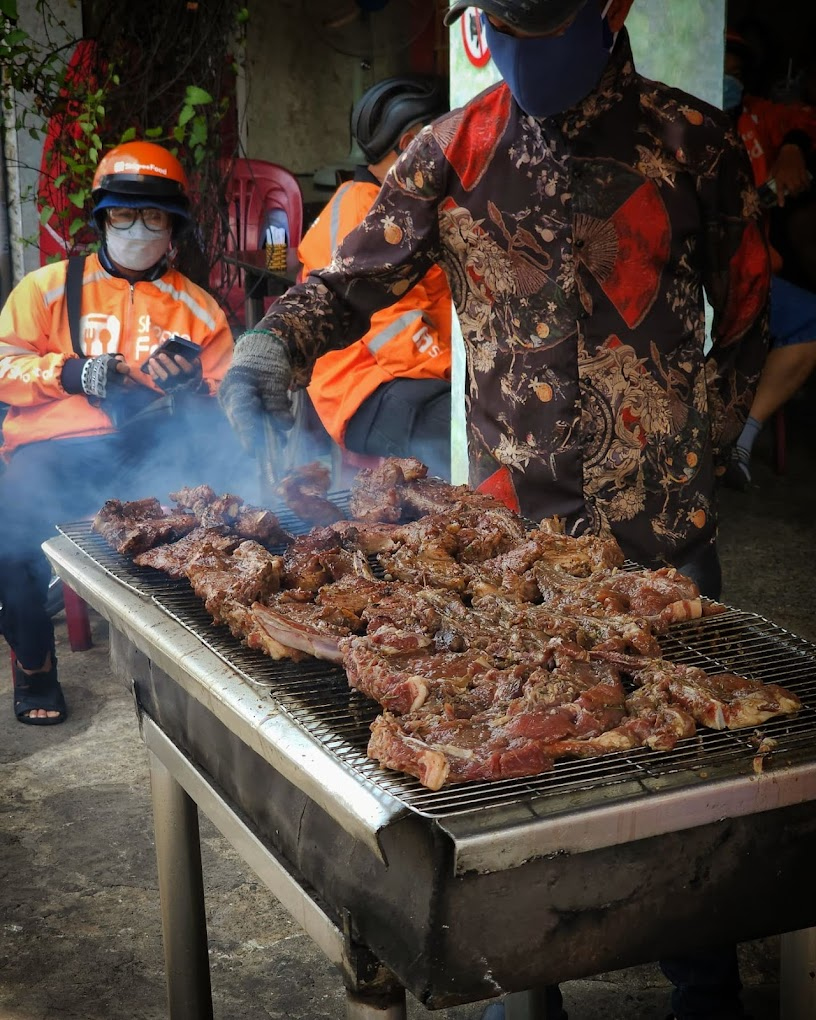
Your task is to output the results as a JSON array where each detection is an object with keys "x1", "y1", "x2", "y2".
[{"x1": 92, "y1": 141, "x2": 190, "y2": 228}]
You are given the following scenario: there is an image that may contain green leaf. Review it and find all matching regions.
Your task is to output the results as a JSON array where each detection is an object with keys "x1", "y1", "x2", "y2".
[
  {"x1": 0, "y1": 0, "x2": 19, "y2": 19},
  {"x1": 68, "y1": 218, "x2": 86, "y2": 237},
  {"x1": 184, "y1": 85, "x2": 212, "y2": 106},
  {"x1": 68, "y1": 192, "x2": 87, "y2": 209},
  {"x1": 145, "y1": 125, "x2": 163, "y2": 138},
  {"x1": 39, "y1": 206, "x2": 53, "y2": 226},
  {"x1": 120, "y1": 127, "x2": 137, "y2": 142},
  {"x1": 190, "y1": 117, "x2": 207, "y2": 143},
  {"x1": 172, "y1": 124, "x2": 184, "y2": 143},
  {"x1": 178, "y1": 105, "x2": 195, "y2": 127}
]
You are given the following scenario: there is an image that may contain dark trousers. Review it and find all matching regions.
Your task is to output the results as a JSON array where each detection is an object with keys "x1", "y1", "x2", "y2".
[
  {"x1": 344, "y1": 377, "x2": 451, "y2": 481},
  {"x1": 661, "y1": 543, "x2": 745, "y2": 1019},
  {"x1": 0, "y1": 399, "x2": 253, "y2": 669},
  {"x1": 675, "y1": 540, "x2": 723, "y2": 601}
]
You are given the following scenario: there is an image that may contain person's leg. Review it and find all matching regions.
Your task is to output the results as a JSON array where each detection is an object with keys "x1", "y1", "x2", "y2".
[
  {"x1": 0, "y1": 436, "x2": 119, "y2": 721},
  {"x1": 726, "y1": 275, "x2": 816, "y2": 489},
  {"x1": 344, "y1": 378, "x2": 452, "y2": 480},
  {"x1": 663, "y1": 544, "x2": 748, "y2": 1018},
  {"x1": 480, "y1": 985, "x2": 567, "y2": 1020},
  {"x1": 660, "y1": 948, "x2": 745, "y2": 1020},
  {"x1": 674, "y1": 541, "x2": 722, "y2": 600}
]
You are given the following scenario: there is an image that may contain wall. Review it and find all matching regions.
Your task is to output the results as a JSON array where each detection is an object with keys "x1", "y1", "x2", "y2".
[{"x1": 244, "y1": 0, "x2": 447, "y2": 196}]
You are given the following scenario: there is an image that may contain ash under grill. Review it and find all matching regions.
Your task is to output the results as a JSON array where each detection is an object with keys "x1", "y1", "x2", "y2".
[{"x1": 56, "y1": 518, "x2": 816, "y2": 821}]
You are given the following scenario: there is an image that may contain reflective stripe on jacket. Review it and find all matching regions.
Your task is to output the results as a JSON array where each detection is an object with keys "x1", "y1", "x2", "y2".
[
  {"x1": 300, "y1": 177, "x2": 452, "y2": 445},
  {"x1": 0, "y1": 252, "x2": 233, "y2": 457}
]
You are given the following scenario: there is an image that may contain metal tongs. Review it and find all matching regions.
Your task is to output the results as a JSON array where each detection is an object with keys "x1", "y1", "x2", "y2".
[
  {"x1": 258, "y1": 414, "x2": 287, "y2": 506},
  {"x1": 257, "y1": 392, "x2": 308, "y2": 505}
]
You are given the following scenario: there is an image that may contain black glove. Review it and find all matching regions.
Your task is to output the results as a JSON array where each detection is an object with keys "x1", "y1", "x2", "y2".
[
  {"x1": 61, "y1": 354, "x2": 127, "y2": 400},
  {"x1": 218, "y1": 329, "x2": 294, "y2": 454}
]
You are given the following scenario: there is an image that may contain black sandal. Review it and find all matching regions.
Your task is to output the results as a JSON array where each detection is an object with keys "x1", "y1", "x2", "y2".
[{"x1": 13, "y1": 658, "x2": 68, "y2": 726}]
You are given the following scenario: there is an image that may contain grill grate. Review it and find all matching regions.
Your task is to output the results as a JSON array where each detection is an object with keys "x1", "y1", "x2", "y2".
[{"x1": 56, "y1": 517, "x2": 816, "y2": 820}]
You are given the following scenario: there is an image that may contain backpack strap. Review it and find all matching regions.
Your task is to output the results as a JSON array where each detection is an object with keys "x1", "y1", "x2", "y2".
[{"x1": 65, "y1": 254, "x2": 87, "y2": 357}]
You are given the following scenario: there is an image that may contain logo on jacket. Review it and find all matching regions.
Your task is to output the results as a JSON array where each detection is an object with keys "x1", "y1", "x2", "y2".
[{"x1": 80, "y1": 313, "x2": 121, "y2": 356}]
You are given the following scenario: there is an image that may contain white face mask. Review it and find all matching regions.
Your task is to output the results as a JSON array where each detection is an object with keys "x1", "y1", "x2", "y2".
[{"x1": 105, "y1": 220, "x2": 172, "y2": 272}]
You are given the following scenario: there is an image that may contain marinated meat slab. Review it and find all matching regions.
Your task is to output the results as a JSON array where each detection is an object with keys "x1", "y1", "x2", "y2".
[
  {"x1": 134, "y1": 527, "x2": 241, "y2": 577},
  {"x1": 90, "y1": 463, "x2": 804, "y2": 789},
  {"x1": 92, "y1": 498, "x2": 198, "y2": 556},
  {"x1": 169, "y1": 484, "x2": 293, "y2": 546},
  {"x1": 276, "y1": 462, "x2": 345, "y2": 527},
  {"x1": 185, "y1": 541, "x2": 285, "y2": 625},
  {"x1": 349, "y1": 457, "x2": 509, "y2": 523}
]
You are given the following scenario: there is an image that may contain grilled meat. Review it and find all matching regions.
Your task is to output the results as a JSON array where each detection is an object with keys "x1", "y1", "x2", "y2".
[
  {"x1": 133, "y1": 527, "x2": 241, "y2": 577},
  {"x1": 92, "y1": 498, "x2": 198, "y2": 556},
  {"x1": 170, "y1": 484, "x2": 293, "y2": 546},
  {"x1": 276, "y1": 462, "x2": 345, "y2": 526},
  {"x1": 91, "y1": 467, "x2": 804, "y2": 789}
]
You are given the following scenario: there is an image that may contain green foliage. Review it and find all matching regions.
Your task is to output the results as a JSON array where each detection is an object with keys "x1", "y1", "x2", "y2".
[{"x1": 3, "y1": 0, "x2": 249, "y2": 287}]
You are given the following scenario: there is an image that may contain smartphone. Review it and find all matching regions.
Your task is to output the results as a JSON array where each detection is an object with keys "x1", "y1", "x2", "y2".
[{"x1": 141, "y1": 335, "x2": 202, "y2": 373}]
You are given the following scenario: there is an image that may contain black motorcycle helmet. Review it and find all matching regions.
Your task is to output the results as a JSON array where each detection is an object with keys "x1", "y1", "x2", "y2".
[
  {"x1": 444, "y1": 0, "x2": 589, "y2": 33},
  {"x1": 351, "y1": 75, "x2": 448, "y2": 165}
]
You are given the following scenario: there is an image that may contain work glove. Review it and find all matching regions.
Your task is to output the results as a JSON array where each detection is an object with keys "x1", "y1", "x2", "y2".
[
  {"x1": 218, "y1": 329, "x2": 294, "y2": 454},
  {"x1": 61, "y1": 353, "x2": 129, "y2": 400}
]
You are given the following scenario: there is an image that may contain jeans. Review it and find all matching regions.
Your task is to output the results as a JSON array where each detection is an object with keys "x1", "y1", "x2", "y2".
[{"x1": 0, "y1": 399, "x2": 253, "y2": 668}]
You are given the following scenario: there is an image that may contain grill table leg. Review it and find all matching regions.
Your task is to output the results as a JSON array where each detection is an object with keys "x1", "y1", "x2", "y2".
[
  {"x1": 781, "y1": 927, "x2": 816, "y2": 1020},
  {"x1": 149, "y1": 750, "x2": 214, "y2": 1020},
  {"x1": 345, "y1": 989, "x2": 407, "y2": 1018}
]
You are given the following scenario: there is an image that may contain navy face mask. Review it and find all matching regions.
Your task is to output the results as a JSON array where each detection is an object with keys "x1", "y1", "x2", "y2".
[{"x1": 483, "y1": 1, "x2": 615, "y2": 119}]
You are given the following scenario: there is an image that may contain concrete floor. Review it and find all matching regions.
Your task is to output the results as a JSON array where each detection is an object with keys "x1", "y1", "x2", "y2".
[{"x1": 1, "y1": 403, "x2": 814, "y2": 1020}]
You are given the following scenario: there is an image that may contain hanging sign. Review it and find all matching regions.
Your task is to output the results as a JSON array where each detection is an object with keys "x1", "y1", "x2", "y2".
[{"x1": 460, "y1": 6, "x2": 491, "y2": 68}]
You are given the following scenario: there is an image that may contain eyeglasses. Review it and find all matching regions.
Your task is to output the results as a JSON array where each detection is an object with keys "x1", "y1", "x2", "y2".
[{"x1": 106, "y1": 207, "x2": 172, "y2": 232}]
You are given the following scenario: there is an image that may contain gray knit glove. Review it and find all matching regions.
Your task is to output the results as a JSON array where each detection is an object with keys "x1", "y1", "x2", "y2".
[{"x1": 218, "y1": 329, "x2": 294, "y2": 454}]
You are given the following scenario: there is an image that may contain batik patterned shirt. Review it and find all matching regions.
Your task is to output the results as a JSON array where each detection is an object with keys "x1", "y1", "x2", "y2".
[{"x1": 258, "y1": 30, "x2": 770, "y2": 568}]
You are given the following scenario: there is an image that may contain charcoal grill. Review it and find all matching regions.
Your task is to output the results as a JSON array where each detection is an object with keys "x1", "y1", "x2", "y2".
[{"x1": 43, "y1": 515, "x2": 816, "y2": 1020}]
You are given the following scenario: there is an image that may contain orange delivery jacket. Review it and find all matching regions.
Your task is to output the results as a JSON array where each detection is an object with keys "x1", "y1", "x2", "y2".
[
  {"x1": 300, "y1": 173, "x2": 452, "y2": 446},
  {"x1": 0, "y1": 252, "x2": 233, "y2": 458}
]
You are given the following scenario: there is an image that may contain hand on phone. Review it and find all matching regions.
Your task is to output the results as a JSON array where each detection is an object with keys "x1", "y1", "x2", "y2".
[{"x1": 141, "y1": 336, "x2": 203, "y2": 391}]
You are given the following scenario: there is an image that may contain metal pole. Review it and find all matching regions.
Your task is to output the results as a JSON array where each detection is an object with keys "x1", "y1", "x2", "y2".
[
  {"x1": 148, "y1": 749, "x2": 214, "y2": 1020},
  {"x1": 0, "y1": 123, "x2": 14, "y2": 303},
  {"x1": 781, "y1": 927, "x2": 816, "y2": 1020}
]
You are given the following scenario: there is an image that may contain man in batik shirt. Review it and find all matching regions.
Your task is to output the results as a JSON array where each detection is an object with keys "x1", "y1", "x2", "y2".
[
  {"x1": 221, "y1": 0, "x2": 769, "y2": 604},
  {"x1": 219, "y1": 3, "x2": 769, "y2": 1017}
]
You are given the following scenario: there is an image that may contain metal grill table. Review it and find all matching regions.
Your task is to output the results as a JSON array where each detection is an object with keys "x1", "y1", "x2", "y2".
[{"x1": 43, "y1": 522, "x2": 816, "y2": 1020}]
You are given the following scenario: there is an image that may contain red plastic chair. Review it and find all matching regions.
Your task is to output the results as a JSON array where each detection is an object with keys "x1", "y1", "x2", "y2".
[{"x1": 212, "y1": 158, "x2": 304, "y2": 329}]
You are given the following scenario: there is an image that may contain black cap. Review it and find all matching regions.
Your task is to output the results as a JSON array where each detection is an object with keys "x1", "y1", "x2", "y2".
[{"x1": 444, "y1": 0, "x2": 588, "y2": 33}]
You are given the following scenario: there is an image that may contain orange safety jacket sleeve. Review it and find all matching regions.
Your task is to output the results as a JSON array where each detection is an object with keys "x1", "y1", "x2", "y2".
[
  {"x1": 299, "y1": 178, "x2": 452, "y2": 446},
  {"x1": 0, "y1": 253, "x2": 233, "y2": 456},
  {"x1": 738, "y1": 95, "x2": 816, "y2": 187}
]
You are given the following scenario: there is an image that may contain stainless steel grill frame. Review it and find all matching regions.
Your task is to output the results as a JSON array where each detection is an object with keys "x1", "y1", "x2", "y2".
[{"x1": 42, "y1": 520, "x2": 816, "y2": 1017}]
